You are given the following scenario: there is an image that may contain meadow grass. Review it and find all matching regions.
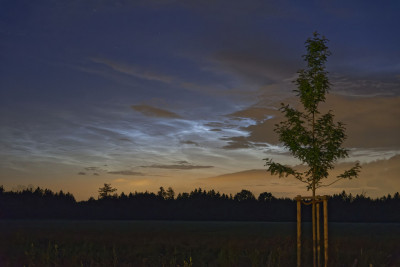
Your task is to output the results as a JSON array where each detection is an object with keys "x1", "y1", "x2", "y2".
[{"x1": 0, "y1": 220, "x2": 398, "y2": 266}]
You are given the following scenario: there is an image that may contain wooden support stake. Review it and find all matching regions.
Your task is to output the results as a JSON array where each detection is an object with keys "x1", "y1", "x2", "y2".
[
  {"x1": 295, "y1": 195, "x2": 328, "y2": 267},
  {"x1": 312, "y1": 199, "x2": 316, "y2": 267},
  {"x1": 297, "y1": 196, "x2": 301, "y2": 267},
  {"x1": 323, "y1": 198, "x2": 328, "y2": 267},
  {"x1": 317, "y1": 200, "x2": 321, "y2": 267}
]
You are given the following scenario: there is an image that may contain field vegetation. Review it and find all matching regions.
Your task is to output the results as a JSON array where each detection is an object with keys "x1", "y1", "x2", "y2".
[{"x1": 0, "y1": 220, "x2": 399, "y2": 266}]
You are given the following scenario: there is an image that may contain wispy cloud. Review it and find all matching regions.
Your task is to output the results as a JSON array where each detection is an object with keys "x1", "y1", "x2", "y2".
[
  {"x1": 82, "y1": 166, "x2": 107, "y2": 176},
  {"x1": 90, "y1": 58, "x2": 174, "y2": 84},
  {"x1": 213, "y1": 50, "x2": 297, "y2": 86},
  {"x1": 221, "y1": 136, "x2": 253, "y2": 149},
  {"x1": 108, "y1": 170, "x2": 145, "y2": 176},
  {"x1": 204, "y1": 121, "x2": 237, "y2": 129},
  {"x1": 83, "y1": 57, "x2": 245, "y2": 100},
  {"x1": 331, "y1": 74, "x2": 400, "y2": 97},
  {"x1": 85, "y1": 167, "x2": 105, "y2": 172},
  {"x1": 141, "y1": 163, "x2": 214, "y2": 170},
  {"x1": 221, "y1": 94, "x2": 400, "y2": 150},
  {"x1": 131, "y1": 105, "x2": 182, "y2": 119},
  {"x1": 180, "y1": 140, "x2": 200, "y2": 146}
]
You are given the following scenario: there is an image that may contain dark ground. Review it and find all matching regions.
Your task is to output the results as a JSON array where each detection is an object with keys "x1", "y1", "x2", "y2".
[{"x1": 0, "y1": 220, "x2": 399, "y2": 266}]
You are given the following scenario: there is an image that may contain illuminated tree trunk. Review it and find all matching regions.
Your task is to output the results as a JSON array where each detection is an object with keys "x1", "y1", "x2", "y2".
[
  {"x1": 324, "y1": 197, "x2": 328, "y2": 267},
  {"x1": 296, "y1": 195, "x2": 328, "y2": 267},
  {"x1": 297, "y1": 197, "x2": 301, "y2": 267},
  {"x1": 312, "y1": 197, "x2": 316, "y2": 267},
  {"x1": 317, "y1": 200, "x2": 321, "y2": 267}
]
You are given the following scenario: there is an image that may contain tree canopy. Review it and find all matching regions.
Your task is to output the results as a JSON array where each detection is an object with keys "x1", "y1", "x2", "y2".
[
  {"x1": 1, "y1": 185, "x2": 399, "y2": 222},
  {"x1": 98, "y1": 183, "x2": 117, "y2": 199},
  {"x1": 265, "y1": 32, "x2": 361, "y2": 196}
]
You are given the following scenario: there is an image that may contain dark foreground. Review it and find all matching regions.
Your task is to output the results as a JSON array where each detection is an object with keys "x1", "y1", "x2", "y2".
[{"x1": 0, "y1": 220, "x2": 399, "y2": 266}]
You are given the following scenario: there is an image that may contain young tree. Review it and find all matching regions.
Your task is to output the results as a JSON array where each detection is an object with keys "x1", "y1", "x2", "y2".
[
  {"x1": 265, "y1": 32, "x2": 360, "y2": 198},
  {"x1": 264, "y1": 32, "x2": 361, "y2": 267},
  {"x1": 98, "y1": 183, "x2": 117, "y2": 199}
]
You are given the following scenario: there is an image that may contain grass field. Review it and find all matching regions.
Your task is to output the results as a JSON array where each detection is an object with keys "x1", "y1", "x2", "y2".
[{"x1": 0, "y1": 220, "x2": 399, "y2": 266}]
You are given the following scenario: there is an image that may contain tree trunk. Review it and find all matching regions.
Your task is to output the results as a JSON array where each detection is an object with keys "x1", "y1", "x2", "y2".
[{"x1": 312, "y1": 192, "x2": 316, "y2": 267}]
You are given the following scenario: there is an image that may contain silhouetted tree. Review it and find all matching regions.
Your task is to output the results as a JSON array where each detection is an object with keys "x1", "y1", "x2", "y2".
[
  {"x1": 157, "y1": 186, "x2": 167, "y2": 199},
  {"x1": 234, "y1": 190, "x2": 255, "y2": 202},
  {"x1": 120, "y1": 192, "x2": 128, "y2": 200},
  {"x1": 177, "y1": 192, "x2": 189, "y2": 200},
  {"x1": 258, "y1": 192, "x2": 274, "y2": 202},
  {"x1": 98, "y1": 183, "x2": 117, "y2": 199},
  {"x1": 166, "y1": 187, "x2": 175, "y2": 200},
  {"x1": 1, "y1": 183, "x2": 399, "y2": 222}
]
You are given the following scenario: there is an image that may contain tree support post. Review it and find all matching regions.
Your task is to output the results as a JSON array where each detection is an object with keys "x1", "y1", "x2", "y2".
[
  {"x1": 296, "y1": 195, "x2": 301, "y2": 267},
  {"x1": 317, "y1": 199, "x2": 321, "y2": 267},
  {"x1": 323, "y1": 196, "x2": 328, "y2": 267},
  {"x1": 295, "y1": 195, "x2": 329, "y2": 267}
]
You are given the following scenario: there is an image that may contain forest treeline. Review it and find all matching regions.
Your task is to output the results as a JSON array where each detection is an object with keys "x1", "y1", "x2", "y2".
[{"x1": 0, "y1": 185, "x2": 399, "y2": 222}]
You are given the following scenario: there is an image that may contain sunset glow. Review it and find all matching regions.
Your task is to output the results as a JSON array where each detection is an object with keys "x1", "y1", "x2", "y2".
[{"x1": 1, "y1": 1, "x2": 399, "y2": 200}]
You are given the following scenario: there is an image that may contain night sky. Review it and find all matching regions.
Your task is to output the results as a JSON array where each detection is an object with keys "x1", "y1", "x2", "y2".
[{"x1": 1, "y1": 0, "x2": 399, "y2": 200}]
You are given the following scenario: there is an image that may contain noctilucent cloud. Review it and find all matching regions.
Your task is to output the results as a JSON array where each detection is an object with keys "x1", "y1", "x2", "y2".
[{"x1": 1, "y1": 0, "x2": 399, "y2": 200}]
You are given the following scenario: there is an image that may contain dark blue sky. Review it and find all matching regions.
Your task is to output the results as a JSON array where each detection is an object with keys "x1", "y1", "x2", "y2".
[{"x1": 1, "y1": 0, "x2": 399, "y2": 199}]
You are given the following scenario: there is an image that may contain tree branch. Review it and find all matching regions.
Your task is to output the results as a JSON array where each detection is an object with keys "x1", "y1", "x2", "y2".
[
  {"x1": 264, "y1": 158, "x2": 310, "y2": 186},
  {"x1": 316, "y1": 177, "x2": 345, "y2": 188}
]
